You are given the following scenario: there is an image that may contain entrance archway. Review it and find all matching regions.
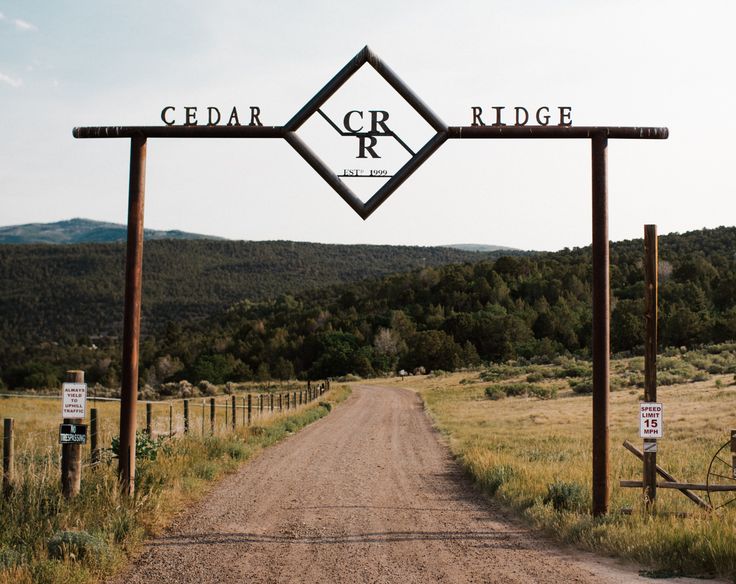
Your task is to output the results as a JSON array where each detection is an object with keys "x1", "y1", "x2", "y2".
[{"x1": 74, "y1": 46, "x2": 668, "y2": 515}]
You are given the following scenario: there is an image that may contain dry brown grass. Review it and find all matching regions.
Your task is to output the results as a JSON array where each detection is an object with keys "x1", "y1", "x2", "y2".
[{"x1": 368, "y1": 361, "x2": 736, "y2": 579}]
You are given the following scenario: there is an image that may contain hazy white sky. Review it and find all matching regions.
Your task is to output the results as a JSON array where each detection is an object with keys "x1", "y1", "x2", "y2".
[{"x1": 1, "y1": 1, "x2": 734, "y2": 250}]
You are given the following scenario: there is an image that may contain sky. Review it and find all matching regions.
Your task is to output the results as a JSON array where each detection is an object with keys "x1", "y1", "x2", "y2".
[{"x1": 1, "y1": 1, "x2": 734, "y2": 251}]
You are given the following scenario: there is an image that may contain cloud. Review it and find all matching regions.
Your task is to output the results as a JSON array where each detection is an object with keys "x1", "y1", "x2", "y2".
[
  {"x1": 0, "y1": 72, "x2": 23, "y2": 88},
  {"x1": 14, "y1": 18, "x2": 37, "y2": 31},
  {"x1": 0, "y1": 12, "x2": 5, "y2": 20}
]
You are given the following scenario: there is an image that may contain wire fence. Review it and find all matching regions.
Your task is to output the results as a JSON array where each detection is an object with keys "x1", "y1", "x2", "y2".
[{"x1": 1, "y1": 381, "x2": 331, "y2": 494}]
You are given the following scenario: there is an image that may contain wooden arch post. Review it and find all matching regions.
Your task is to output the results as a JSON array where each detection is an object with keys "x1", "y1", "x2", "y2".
[
  {"x1": 119, "y1": 135, "x2": 147, "y2": 496},
  {"x1": 591, "y1": 133, "x2": 609, "y2": 516}
]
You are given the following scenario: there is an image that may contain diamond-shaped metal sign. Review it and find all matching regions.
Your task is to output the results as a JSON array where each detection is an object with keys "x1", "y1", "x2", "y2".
[{"x1": 284, "y1": 46, "x2": 448, "y2": 220}]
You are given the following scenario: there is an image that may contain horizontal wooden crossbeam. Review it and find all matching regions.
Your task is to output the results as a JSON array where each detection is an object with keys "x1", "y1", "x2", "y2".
[{"x1": 620, "y1": 480, "x2": 736, "y2": 492}]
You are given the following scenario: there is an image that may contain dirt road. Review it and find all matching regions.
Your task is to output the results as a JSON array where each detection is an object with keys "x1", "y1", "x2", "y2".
[{"x1": 113, "y1": 385, "x2": 718, "y2": 583}]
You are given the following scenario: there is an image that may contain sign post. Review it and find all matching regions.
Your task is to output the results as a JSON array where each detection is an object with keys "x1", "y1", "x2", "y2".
[
  {"x1": 643, "y1": 225, "x2": 659, "y2": 507},
  {"x1": 61, "y1": 370, "x2": 86, "y2": 498}
]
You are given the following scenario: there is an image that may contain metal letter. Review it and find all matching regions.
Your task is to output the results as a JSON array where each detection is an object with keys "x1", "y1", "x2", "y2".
[
  {"x1": 184, "y1": 107, "x2": 198, "y2": 126},
  {"x1": 559, "y1": 106, "x2": 573, "y2": 127},
  {"x1": 357, "y1": 136, "x2": 380, "y2": 158},
  {"x1": 369, "y1": 110, "x2": 390, "y2": 134},
  {"x1": 514, "y1": 107, "x2": 529, "y2": 126},
  {"x1": 207, "y1": 107, "x2": 221, "y2": 126},
  {"x1": 250, "y1": 106, "x2": 262, "y2": 126},
  {"x1": 536, "y1": 107, "x2": 550, "y2": 126},
  {"x1": 343, "y1": 110, "x2": 364, "y2": 133},
  {"x1": 492, "y1": 106, "x2": 506, "y2": 127},
  {"x1": 161, "y1": 106, "x2": 175, "y2": 126},
  {"x1": 471, "y1": 106, "x2": 484, "y2": 126},
  {"x1": 227, "y1": 107, "x2": 241, "y2": 127}
]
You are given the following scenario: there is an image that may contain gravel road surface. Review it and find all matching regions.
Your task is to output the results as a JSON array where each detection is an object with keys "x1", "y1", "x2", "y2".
[{"x1": 112, "y1": 385, "x2": 722, "y2": 584}]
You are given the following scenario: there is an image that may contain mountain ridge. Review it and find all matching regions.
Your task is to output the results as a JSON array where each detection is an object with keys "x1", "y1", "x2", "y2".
[{"x1": 0, "y1": 218, "x2": 225, "y2": 244}]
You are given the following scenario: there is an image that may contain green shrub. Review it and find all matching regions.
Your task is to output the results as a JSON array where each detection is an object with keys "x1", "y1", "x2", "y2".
[
  {"x1": 482, "y1": 464, "x2": 514, "y2": 495},
  {"x1": 485, "y1": 386, "x2": 506, "y2": 400},
  {"x1": 528, "y1": 385, "x2": 558, "y2": 400},
  {"x1": 526, "y1": 372, "x2": 544, "y2": 383},
  {"x1": 225, "y1": 441, "x2": 249, "y2": 460},
  {"x1": 543, "y1": 481, "x2": 587, "y2": 512},
  {"x1": 47, "y1": 531, "x2": 108, "y2": 561},
  {"x1": 554, "y1": 362, "x2": 592, "y2": 379},
  {"x1": 485, "y1": 383, "x2": 556, "y2": 400},
  {"x1": 503, "y1": 383, "x2": 528, "y2": 397},
  {"x1": 0, "y1": 547, "x2": 22, "y2": 569},
  {"x1": 479, "y1": 364, "x2": 519, "y2": 382},
  {"x1": 111, "y1": 431, "x2": 165, "y2": 461},
  {"x1": 318, "y1": 401, "x2": 332, "y2": 411},
  {"x1": 569, "y1": 378, "x2": 593, "y2": 394}
]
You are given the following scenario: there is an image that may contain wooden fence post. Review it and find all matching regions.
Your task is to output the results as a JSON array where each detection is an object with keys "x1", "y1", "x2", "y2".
[
  {"x1": 3, "y1": 418, "x2": 13, "y2": 497},
  {"x1": 247, "y1": 394, "x2": 252, "y2": 425},
  {"x1": 184, "y1": 399, "x2": 189, "y2": 434},
  {"x1": 169, "y1": 403, "x2": 173, "y2": 437},
  {"x1": 231, "y1": 395, "x2": 236, "y2": 429},
  {"x1": 90, "y1": 408, "x2": 99, "y2": 464},
  {"x1": 270, "y1": 394, "x2": 274, "y2": 413},
  {"x1": 259, "y1": 394, "x2": 264, "y2": 414},
  {"x1": 61, "y1": 370, "x2": 84, "y2": 499},
  {"x1": 225, "y1": 399, "x2": 229, "y2": 429},
  {"x1": 279, "y1": 393, "x2": 283, "y2": 411},
  {"x1": 210, "y1": 398, "x2": 216, "y2": 434},
  {"x1": 146, "y1": 402, "x2": 152, "y2": 435}
]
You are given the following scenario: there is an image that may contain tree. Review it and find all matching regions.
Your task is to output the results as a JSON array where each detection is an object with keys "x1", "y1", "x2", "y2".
[
  {"x1": 309, "y1": 331, "x2": 359, "y2": 378},
  {"x1": 273, "y1": 357, "x2": 294, "y2": 383},
  {"x1": 401, "y1": 330, "x2": 463, "y2": 372}
]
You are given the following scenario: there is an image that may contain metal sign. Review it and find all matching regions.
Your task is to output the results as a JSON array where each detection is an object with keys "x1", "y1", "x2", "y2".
[
  {"x1": 640, "y1": 402, "x2": 663, "y2": 439},
  {"x1": 72, "y1": 46, "x2": 669, "y2": 516},
  {"x1": 61, "y1": 382, "x2": 87, "y2": 419},
  {"x1": 59, "y1": 423, "x2": 87, "y2": 444}
]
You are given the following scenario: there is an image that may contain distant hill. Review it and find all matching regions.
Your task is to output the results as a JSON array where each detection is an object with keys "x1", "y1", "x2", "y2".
[
  {"x1": 0, "y1": 218, "x2": 224, "y2": 244},
  {"x1": 0, "y1": 239, "x2": 519, "y2": 346},
  {"x1": 443, "y1": 243, "x2": 518, "y2": 252}
]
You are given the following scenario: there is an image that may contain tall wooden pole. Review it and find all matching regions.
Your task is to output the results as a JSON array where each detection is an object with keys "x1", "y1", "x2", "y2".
[
  {"x1": 591, "y1": 134, "x2": 610, "y2": 516},
  {"x1": 62, "y1": 370, "x2": 84, "y2": 498},
  {"x1": 644, "y1": 224, "x2": 658, "y2": 506},
  {"x1": 119, "y1": 135, "x2": 147, "y2": 496}
]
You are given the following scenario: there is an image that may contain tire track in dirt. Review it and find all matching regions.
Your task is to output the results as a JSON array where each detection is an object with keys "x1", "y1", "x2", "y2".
[{"x1": 111, "y1": 385, "x2": 721, "y2": 584}]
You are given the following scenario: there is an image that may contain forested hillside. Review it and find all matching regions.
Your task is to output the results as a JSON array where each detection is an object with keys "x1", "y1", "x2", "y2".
[
  {"x1": 0, "y1": 239, "x2": 508, "y2": 388},
  {"x1": 2, "y1": 227, "x2": 735, "y2": 390}
]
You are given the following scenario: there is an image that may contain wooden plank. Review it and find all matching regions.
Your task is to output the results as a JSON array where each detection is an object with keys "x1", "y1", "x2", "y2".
[
  {"x1": 622, "y1": 440, "x2": 711, "y2": 509},
  {"x1": 621, "y1": 480, "x2": 736, "y2": 492}
]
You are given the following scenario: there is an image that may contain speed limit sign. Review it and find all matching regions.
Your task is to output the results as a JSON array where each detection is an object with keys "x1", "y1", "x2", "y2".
[{"x1": 640, "y1": 402, "x2": 663, "y2": 439}]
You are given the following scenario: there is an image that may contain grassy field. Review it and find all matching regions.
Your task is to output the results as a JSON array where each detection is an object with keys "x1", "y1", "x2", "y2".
[
  {"x1": 0, "y1": 384, "x2": 350, "y2": 584},
  {"x1": 371, "y1": 347, "x2": 736, "y2": 580}
]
